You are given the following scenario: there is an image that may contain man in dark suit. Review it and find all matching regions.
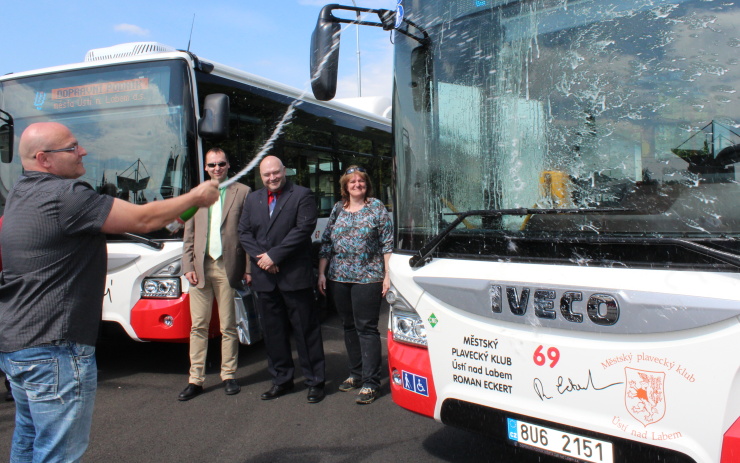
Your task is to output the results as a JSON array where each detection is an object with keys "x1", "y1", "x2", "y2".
[
  {"x1": 179, "y1": 148, "x2": 251, "y2": 401},
  {"x1": 238, "y1": 155, "x2": 326, "y2": 403}
]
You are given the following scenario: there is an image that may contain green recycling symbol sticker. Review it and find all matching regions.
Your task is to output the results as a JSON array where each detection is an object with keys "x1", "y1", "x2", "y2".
[{"x1": 428, "y1": 313, "x2": 439, "y2": 328}]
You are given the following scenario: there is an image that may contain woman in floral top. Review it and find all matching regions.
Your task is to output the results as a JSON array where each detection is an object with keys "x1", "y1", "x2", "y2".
[{"x1": 318, "y1": 166, "x2": 392, "y2": 404}]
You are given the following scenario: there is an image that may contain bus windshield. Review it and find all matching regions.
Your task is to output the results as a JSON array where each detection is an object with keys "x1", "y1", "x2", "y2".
[
  {"x1": 0, "y1": 60, "x2": 196, "y2": 239},
  {"x1": 394, "y1": 0, "x2": 740, "y2": 265}
]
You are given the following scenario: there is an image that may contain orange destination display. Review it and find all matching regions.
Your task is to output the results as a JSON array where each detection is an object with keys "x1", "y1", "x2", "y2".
[
  {"x1": 52, "y1": 78, "x2": 149, "y2": 99},
  {"x1": 49, "y1": 78, "x2": 150, "y2": 109}
]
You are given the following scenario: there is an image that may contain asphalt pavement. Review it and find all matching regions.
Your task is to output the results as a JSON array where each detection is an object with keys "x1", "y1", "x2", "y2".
[{"x1": 0, "y1": 305, "x2": 560, "y2": 463}]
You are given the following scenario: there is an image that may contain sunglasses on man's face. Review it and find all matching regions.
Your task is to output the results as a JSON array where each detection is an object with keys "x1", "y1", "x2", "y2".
[
  {"x1": 42, "y1": 144, "x2": 80, "y2": 154},
  {"x1": 207, "y1": 162, "x2": 228, "y2": 168}
]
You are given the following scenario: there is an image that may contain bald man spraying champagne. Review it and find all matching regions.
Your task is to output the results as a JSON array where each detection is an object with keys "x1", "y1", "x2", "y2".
[{"x1": 0, "y1": 122, "x2": 218, "y2": 462}]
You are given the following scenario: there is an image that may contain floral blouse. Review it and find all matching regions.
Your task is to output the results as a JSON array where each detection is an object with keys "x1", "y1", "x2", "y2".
[{"x1": 319, "y1": 198, "x2": 393, "y2": 284}]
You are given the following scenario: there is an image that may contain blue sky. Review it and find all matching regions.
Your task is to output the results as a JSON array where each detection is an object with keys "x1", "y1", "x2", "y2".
[{"x1": 2, "y1": 0, "x2": 395, "y2": 100}]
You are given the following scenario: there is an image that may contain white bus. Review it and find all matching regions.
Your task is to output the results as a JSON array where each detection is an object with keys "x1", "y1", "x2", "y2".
[
  {"x1": 0, "y1": 42, "x2": 391, "y2": 343},
  {"x1": 311, "y1": 1, "x2": 740, "y2": 462}
]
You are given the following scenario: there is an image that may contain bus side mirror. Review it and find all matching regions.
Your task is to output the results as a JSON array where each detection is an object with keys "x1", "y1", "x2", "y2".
[
  {"x1": 199, "y1": 94, "x2": 230, "y2": 139},
  {"x1": 0, "y1": 109, "x2": 14, "y2": 164},
  {"x1": 310, "y1": 5, "x2": 342, "y2": 101}
]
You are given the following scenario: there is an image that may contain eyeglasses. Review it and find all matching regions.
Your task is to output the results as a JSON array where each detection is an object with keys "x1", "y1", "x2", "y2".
[
  {"x1": 345, "y1": 166, "x2": 366, "y2": 175},
  {"x1": 207, "y1": 162, "x2": 228, "y2": 168},
  {"x1": 42, "y1": 144, "x2": 79, "y2": 154}
]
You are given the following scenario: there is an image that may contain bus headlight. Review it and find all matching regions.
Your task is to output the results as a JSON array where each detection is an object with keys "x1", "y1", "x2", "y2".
[
  {"x1": 392, "y1": 311, "x2": 427, "y2": 346},
  {"x1": 388, "y1": 286, "x2": 427, "y2": 347},
  {"x1": 141, "y1": 257, "x2": 183, "y2": 298},
  {"x1": 141, "y1": 277, "x2": 181, "y2": 298}
]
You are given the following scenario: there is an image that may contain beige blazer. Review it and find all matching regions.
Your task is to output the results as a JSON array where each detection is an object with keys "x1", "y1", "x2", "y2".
[{"x1": 182, "y1": 182, "x2": 251, "y2": 289}]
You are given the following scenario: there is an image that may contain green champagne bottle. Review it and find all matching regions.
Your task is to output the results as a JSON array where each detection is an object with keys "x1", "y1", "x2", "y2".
[{"x1": 165, "y1": 206, "x2": 198, "y2": 233}]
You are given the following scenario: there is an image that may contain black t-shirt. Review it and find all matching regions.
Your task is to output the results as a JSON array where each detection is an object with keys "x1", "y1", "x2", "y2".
[{"x1": 0, "y1": 170, "x2": 114, "y2": 351}]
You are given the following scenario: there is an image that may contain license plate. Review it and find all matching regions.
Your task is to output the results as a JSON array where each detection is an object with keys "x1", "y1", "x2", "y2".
[{"x1": 507, "y1": 418, "x2": 614, "y2": 463}]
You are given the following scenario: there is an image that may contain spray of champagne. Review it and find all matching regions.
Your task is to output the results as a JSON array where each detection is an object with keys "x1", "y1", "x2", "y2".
[{"x1": 167, "y1": 19, "x2": 351, "y2": 232}]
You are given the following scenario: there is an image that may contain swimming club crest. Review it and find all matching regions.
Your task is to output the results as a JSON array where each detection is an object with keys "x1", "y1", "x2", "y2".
[{"x1": 624, "y1": 367, "x2": 666, "y2": 426}]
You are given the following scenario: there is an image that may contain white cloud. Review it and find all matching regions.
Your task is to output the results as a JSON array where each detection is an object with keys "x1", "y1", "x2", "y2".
[{"x1": 114, "y1": 24, "x2": 150, "y2": 37}]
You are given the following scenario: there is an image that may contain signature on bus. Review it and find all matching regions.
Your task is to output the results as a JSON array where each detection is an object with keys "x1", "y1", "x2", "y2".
[{"x1": 534, "y1": 370, "x2": 623, "y2": 401}]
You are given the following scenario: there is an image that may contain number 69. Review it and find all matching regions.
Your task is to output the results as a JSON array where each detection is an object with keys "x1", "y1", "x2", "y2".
[{"x1": 533, "y1": 345, "x2": 560, "y2": 368}]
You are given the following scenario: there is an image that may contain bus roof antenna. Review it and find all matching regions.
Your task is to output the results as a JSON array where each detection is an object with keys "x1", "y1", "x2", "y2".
[{"x1": 187, "y1": 14, "x2": 196, "y2": 52}]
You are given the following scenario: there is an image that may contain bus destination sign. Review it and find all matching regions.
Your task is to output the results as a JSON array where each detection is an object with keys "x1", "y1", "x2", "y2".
[{"x1": 47, "y1": 78, "x2": 150, "y2": 110}]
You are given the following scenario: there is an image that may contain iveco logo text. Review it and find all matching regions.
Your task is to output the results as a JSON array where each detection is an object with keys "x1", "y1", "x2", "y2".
[{"x1": 489, "y1": 285, "x2": 619, "y2": 325}]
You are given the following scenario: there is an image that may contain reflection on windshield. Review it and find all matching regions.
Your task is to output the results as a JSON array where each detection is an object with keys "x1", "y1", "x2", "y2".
[
  {"x1": 394, "y1": 0, "x2": 740, "y2": 253},
  {"x1": 0, "y1": 61, "x2": 195, "y2": 238}
]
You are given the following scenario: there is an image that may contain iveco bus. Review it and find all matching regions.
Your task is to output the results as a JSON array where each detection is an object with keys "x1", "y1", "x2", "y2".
[{"x1": 310, "y1": 1, "x2": 740, "y2": 461}]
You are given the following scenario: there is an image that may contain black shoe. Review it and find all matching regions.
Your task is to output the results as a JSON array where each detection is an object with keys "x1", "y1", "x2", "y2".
[
  {"x1": 356, "y1": 386, "x2": 379, "y2": 404},
  {"x1": 260, "y1": 382, "x2": 294, "y2": 400},
  {"x1": 224, "y1": 379, "x2": 241, "y2": 395},
  {"x1": 178, "y1": 383, "x2": 203, "y2": 401},
  {"x1": 338, "y1": 377, "x2": 361, "y2": 392},
  {"x1": 307, "y1": 386, "x2": 325, "y2": 404}
]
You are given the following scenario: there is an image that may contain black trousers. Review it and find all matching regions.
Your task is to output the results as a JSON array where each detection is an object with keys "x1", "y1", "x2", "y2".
[
  {"x1": 255, "y1": 287, "x2": 326, "y2": 387},
  {"x1": 329, "y1": 281, "x2": 383, "y2": 389}
]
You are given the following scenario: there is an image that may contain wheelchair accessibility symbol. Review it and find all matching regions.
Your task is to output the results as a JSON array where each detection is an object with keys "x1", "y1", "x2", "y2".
[{"x1": 402, "y1": 371, "x2": 429, "y2": 397}]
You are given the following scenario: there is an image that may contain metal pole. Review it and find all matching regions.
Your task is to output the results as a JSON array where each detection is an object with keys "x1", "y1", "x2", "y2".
[{"x1": 351, "y1": 0, "x2": 362, "y2": 97}]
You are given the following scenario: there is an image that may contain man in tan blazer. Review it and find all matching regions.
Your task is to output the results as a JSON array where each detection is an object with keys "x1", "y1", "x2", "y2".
[{"x1": 178, "y1": 148, "x2": 251, "y2": 401}]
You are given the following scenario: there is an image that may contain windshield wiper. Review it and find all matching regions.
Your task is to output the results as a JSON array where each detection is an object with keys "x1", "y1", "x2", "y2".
[
  {"x1": 577, "y1": 236, "x2": 740, "y2": 269},
  {"x1": 121, "y1": 232, "x2": 164, "y2": 250},
  {"x1": 665, "y1": 238, "x2": 740, "y2": 268},
  {"x1": 409, "y1": 207, "x2": 633, "y2": 268}
]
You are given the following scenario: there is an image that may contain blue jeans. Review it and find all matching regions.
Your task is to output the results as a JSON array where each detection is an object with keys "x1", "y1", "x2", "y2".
[{"x1": 0, "y1": 342, "x2": 97, "y2": 463}]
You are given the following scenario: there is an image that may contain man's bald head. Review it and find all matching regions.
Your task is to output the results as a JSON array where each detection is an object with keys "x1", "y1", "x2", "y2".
[
  {"x1": 260, "y1": 156, "x2": 284, "y2": 171},
  {"x1": 19, "y1": 123, "x2": 69, "y2": 164},
  {"x1": 259, "y1": 156, "x2": 286, "y2": 193},
  {"x1": 18, "y1": 122, "x2": 87, "y2": 178}
]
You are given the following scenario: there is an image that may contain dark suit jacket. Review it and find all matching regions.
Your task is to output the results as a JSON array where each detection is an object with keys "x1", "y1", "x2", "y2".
[
  {"x1": 238, "y1": 181, "x2": 317, "y2": 292},
  {"x1": 182, "y1": 182, "x2": 251, "y2": 289}
]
